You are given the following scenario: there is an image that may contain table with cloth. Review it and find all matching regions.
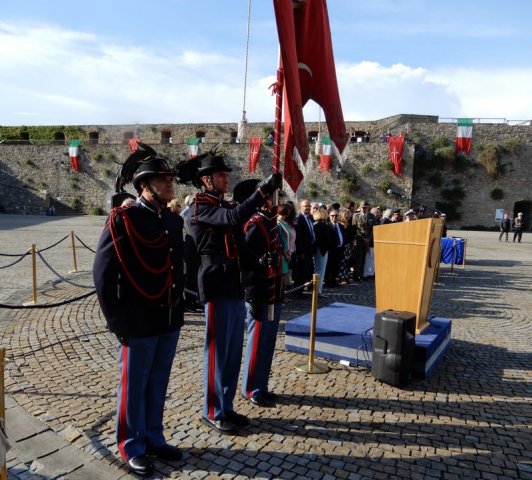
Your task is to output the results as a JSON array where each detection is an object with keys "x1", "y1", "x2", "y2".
[{"x1": 440, "y1": 237, "x2": 466, "y2": 270}]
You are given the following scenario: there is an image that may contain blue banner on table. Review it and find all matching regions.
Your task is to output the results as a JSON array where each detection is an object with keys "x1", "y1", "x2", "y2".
[{"x1": 440, "y1": 238, "x2": 464, "y2": 265}]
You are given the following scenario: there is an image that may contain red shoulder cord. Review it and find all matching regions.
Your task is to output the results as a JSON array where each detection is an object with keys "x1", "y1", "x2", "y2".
[
  {"x1": 244, "y1": 214, "x2": 282, "y2": 304},
  {"x1": 108, "y1": 208, "x2": 171, "y2": 300}
]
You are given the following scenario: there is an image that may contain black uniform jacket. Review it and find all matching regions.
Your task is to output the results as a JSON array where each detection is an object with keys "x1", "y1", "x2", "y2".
[
  {"x1": 185, "y1": 189, "x2": 265, "y2": 303},
  {"x1": 241, "y1": 210, "x2": 284, "y2": 306},
  {"x1": 93, "y1": 197, "x2": 185, "y2": 338}
]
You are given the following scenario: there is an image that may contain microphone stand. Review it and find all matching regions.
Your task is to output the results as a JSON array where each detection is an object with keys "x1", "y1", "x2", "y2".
[{"x1": 387, "y1": 190, "x2": 440, "y2": 216}]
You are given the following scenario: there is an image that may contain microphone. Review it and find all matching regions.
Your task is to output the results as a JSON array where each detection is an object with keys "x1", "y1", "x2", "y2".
[{"x1": 387, "y1": 189, "x2": 408, "y2": 199}]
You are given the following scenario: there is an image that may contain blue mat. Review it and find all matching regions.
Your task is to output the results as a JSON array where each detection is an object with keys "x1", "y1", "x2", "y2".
[{"x1": 285, "y1": 303, "x2": 452, "y2": 378}]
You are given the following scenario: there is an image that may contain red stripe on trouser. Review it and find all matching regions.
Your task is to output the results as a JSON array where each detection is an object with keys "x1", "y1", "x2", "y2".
[
  {"x1": 207, "y1": 302, "x2": 216, "y2": 420},
  {"x1": 246, "y1": 318, "x2": 261, "y2": 398},
  {"x1": 117, "y1": 344, "x2": 129, "y2": 460}
]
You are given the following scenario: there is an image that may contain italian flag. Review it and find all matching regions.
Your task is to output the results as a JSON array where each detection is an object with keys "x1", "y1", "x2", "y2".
[
  {"x1": 187, "y1": 137, "x2": 200, "y2": 158},
  {"x1": 319, "y1": 136, "x2": 332, "y2": 171},
  {"x1": 455, "y1": 118, "x2": 473, "y2": 155},
  {"x1": 68, "y1": 139, "x2": 81, "y2": 172}
]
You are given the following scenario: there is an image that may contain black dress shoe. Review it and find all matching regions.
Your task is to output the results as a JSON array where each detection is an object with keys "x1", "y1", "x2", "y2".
[
  {"x1": 225, "y1": 410, "x2": 250, "y2": 426},
  {"x1": 126, "y1": 456, "x2": 154, "y2": 477},
  {"x1": 201, "y1": 416, "x2": 238, "y2": 434},
  {"x1": 147, "y1": 443, "x2": 182, "y2": 461},
  {"x1": 261, "y1": 391, "x2": 278, "y2": 402},
  {"x1": 245, "y1": 393, "x2": 275, "y2": 407}
]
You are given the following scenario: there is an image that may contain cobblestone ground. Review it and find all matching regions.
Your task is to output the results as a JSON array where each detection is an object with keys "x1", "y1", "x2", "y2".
[{"x1": 0, "y1": 215, "x2": 531, "y2": 479}]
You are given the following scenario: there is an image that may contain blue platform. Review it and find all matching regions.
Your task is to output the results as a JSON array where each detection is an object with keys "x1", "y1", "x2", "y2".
[{"x1": 284, "y1": 303, "x2": 452, "y2": 378}]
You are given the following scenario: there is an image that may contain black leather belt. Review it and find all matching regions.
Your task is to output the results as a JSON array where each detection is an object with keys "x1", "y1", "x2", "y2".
[{"x1": 200, "y1": 255, "x2": 239, "y2": 267}]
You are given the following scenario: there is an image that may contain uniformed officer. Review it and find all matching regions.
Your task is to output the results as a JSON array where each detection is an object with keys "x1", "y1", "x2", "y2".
[
  {"x1": 185, "y1": 154, "x2": 282, "y2": 434},
  {"x1": 93, "y1": 144, "x2": 185, "y2": 476},
  {"x1": 233, "y1": 179, "x2": 284, "y2": 407}
]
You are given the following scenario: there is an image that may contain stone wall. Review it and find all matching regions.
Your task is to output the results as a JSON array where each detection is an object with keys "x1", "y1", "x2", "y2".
[{"x1": 0, "y1": 115, "x2": 530, "y2": 229}]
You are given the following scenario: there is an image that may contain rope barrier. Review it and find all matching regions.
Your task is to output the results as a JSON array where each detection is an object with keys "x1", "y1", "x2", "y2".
[
  {"x1": 0, "y1": 290, "x2": 96, "y2": 310},
  {"x1": 0, "y1": 251, "x2": 30, "y2": 270},
  {"x1": 184, "y1": 280, "x2": 311, "y2": 301},
  {"x1": 36, "y1": 234, "x2": 69, "y2": 253},
  {"x1": 0, "y1": 249, "x2": 31, "y2": 258},
  {"x1": 74, "y1": 234, "x2": 96, "y2": 253},
  {"x1": 36, "y1": 252, "x2": 95, "y2": 289},
  {"x1": 285, "y1": 281, "x2": 312, "y2": 296}
]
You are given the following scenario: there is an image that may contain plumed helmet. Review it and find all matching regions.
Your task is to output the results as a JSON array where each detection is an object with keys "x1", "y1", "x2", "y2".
[
  {"x1": 196, "y1": 155, "x2": 232, "y2": 177},
  {"x1": 232, "y1": 179, "x2": 260, "y2": 204},
  {"x1": 115, "y1": 142, "x2": 177, "y2": 193},
  {"x1": 132, "y1": 156, "x2": 176, "y2": 191}
]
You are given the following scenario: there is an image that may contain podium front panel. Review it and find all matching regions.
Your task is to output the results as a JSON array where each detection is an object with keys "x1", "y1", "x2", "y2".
[{"x1": 374, "y1": 218, "x2": 443, "y2": 333}]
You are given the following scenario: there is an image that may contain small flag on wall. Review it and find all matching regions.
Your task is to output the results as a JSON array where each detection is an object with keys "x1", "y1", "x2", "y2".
[
  {"x1": 68, "y1": 139, "x2": 81, "y2": 172},
  {"x1": 187, "y1": 137, "x2": 200, "y2": 158},
  {"x1": 128, "y1": 138, "x2": 140, "y2": 152},
  {"x1": 248, "y1": 137, "x2": 262, "y2": 173},
  {"x1": 388, "y1": 136, "x2": 404, "y2": 175},
  {"x1": 455, "y1": 118, "x2": 473, "y2": 155},
  {"x1": 319, "y1": 136, "x2": 332, "y2": 171}
]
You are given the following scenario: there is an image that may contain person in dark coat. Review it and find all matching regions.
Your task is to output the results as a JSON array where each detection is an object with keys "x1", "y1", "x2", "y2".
[
  {"x1": 93, "y1": 144, "x2": 185, "y2": 476},
  {"x1": 233, "y1": 179, "x2": 284, "y2": 408},
  {"x1": 293, "y1": 199, "x2": 316, "y2": 294},
  {"x1": 499, "y1": 212, "x2": 511, "y2": 242},
  {"x1": 184, "y1": 155, "x2": 282, "y2": 434},
  {"x1": 312, "y1": 208, "x2": 336, "y2": 294},
  {"x1": 324, "y1": 209, "x2": 345, "y2": 287}
]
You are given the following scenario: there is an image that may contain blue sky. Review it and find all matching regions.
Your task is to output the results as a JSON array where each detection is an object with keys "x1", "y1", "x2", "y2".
[{"x1": 1, "y1": 0, "x2": 531, "y2": 126}]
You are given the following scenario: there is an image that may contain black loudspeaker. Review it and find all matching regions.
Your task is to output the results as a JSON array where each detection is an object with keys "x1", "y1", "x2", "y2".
[{"x1": 372, "y1": 310, "x2": 416, "y2": 387}]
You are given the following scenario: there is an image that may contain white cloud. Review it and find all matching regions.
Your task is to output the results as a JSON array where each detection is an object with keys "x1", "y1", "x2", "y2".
[
  {"x1": 429, "y1": 68, "x2": 532, "y2": 121},
  {"x1": 1, "y1": 22, "x2": 530, "y2": 126},
  {"x1": 333, "y1": 61, "x2": 461, "y2": 120}
]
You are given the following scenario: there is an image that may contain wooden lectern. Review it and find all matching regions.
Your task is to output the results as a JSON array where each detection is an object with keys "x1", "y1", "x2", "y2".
[{"x1": 373, "y1": 218, "x2": 444, "y2": 333}]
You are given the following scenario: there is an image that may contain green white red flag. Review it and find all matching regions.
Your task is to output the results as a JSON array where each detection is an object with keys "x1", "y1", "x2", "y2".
[
  {"x1": 319, "y1": 136, "x2": 332, "y2": 171},
  {"x1": 455, "y1": 118, "x2": 473, "y2": 155},
  {"x1": 68, "y1": 139, "x2": 80, "y2": 172},
  {"x1": 187, "y1": 137, "x2": 200, "y2": 158}
]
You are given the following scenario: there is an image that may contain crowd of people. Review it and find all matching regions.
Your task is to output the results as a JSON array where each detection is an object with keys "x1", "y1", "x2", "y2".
[{"x1": 260, "y1": 198, "x2": 446, "y2": 297}]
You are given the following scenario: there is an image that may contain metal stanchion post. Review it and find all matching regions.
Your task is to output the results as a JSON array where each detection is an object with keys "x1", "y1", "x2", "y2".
[
  {"x1": 296, "y1": 274, "x2": 329, "y2": 374},
  {"x1": 23, "y1": 244, "x2": 38, "y2": 305},
  {"x1": 70, "y1": 231, "x2": 78, "y2": 273}
]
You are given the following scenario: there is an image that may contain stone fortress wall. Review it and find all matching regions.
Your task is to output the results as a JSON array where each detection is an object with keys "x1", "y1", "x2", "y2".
[{"x1": 0, "y1": 114, "x2": 530, "y2": 229}]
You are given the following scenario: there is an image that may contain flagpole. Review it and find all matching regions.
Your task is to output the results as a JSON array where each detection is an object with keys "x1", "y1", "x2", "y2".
[
  {"x1": 272, "y1": 65, "x2": 283, "y2": 175},
  {"x1": 267, "y1": 52, "x2": 284, "y2": 322}
]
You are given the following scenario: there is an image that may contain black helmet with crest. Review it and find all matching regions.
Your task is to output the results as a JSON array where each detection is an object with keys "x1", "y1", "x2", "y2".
[{"x1": 115, "y1": 142, "x2": 177, "y2": 194}]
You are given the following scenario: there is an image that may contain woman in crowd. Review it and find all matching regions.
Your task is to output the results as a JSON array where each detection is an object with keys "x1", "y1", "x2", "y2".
[
  {"x1": 337, "y1": 208, "x2": 354, "y2": 284},
  {"x1": 312, "y1": 208, "x2": 335, "y2": 295}
]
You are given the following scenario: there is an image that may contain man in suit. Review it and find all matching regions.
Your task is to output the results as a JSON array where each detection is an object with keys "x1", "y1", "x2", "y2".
[
  {"x1": 293, "y1": 199, "x2": 315, "y2": 294},
  {"x1": 324, "y1": 209, "x2": 345, "y2": 287}
]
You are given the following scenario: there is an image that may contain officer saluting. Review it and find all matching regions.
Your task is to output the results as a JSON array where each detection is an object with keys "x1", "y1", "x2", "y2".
[
  {"x1": 185, "y1": 153, "x2": 282, "y2": 434},
  {"x1": 93, "y1": 143, "x2": 186, "y2": 476},
  {"x1": 233, "y1": 179, "x2": 284, "y2": 407}
]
